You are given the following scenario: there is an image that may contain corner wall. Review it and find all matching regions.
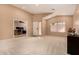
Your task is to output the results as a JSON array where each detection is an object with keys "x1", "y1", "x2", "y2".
[{"x1": 73, "y1": 5, "x2": 79, "y2": 34}]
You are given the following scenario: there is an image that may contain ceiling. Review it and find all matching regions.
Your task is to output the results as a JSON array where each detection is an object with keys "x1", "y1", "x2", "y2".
[{"x1": 13, "y1": 4, "x2": 77, "y2": 15}]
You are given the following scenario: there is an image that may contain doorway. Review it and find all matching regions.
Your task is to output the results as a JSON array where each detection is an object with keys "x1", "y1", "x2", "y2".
[{"x1": 33, "y1": 21, "x2": 42, "y2": 36}]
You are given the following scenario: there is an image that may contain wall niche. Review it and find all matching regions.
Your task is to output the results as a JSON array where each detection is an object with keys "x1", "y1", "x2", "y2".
[{"x1": 13, "y1": 16, "x2": 27, "y2": 37}]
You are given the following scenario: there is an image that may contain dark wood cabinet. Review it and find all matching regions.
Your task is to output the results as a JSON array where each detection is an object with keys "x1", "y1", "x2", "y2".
[{"x1": 67, "y1": 35, "x2": 79, "y2": 55}]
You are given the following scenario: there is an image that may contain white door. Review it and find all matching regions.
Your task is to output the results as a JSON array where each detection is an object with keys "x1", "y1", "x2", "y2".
[{"x1": 33, "y1": 21, "x2": 42, "y2": 35}]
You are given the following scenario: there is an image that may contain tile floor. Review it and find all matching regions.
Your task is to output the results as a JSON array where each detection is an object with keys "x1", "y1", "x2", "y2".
[{"x1": 0, "y1": 36, "x2": 67, "y2": 55}]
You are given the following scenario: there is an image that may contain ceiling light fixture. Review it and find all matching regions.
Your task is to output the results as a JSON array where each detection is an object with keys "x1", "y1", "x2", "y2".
[{"x1": 52, "y1": 9, "x2": 55, "y2": 10}]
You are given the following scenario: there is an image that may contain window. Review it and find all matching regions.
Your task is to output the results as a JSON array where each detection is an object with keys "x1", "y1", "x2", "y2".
[{"x1": 50, "y1": 21, "x2": 66, "y2": 32}]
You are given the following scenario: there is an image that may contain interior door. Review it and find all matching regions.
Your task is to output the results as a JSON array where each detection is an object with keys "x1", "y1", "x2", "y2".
[{"x1": 33, "y1": 21, "x2": 42, "y2": 36}]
